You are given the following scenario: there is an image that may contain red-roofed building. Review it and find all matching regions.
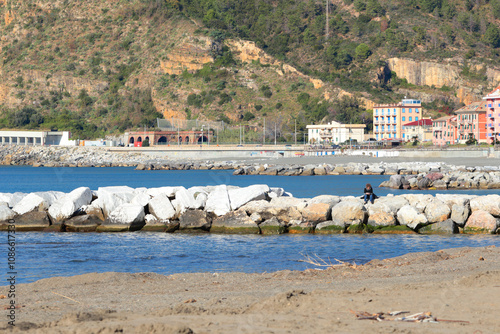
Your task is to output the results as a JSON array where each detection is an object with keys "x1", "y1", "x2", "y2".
[{"x1": 401, "y1": 118, "x2": 433, "y2": 142}]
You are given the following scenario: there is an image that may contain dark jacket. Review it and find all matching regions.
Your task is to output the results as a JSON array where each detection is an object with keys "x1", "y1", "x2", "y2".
[{"x1": 364, "y1": 187, "x2": 373, "y2": 195}]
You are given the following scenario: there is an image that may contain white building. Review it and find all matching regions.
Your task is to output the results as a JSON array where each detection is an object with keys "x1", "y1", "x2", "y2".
[
  {"x1": 0, "y1": 130, "x2": 76, "y2": 146},
  {"x1": 306, "y1": 121, "x2": 365, "y2": 144}
]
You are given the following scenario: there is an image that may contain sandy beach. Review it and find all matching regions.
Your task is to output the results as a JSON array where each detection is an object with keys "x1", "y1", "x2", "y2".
[{"x1": 1, "y1": 245, "x2": 498, "y2": 333}]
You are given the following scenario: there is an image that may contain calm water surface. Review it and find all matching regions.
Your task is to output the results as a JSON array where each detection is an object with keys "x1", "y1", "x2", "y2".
[
  {"x1": 1, "y1": 166, "x2": 499, "y2": 283},
  {"x1": 3, "y1": 233, "x2": 500, "y2": 284}
]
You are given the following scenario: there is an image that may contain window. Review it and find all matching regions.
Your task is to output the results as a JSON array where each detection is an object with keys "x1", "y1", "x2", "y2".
[
  {"x1": 409, "y1": 108, "x2": 412, "y2": 113},
  {"x1": 393, "y1": 116, "x2": 396, "y2": 123},
  {"x1": 393, "y1": 109, "x2": 396, "y2": 115},
  {"x1": 409, "y1": 117, "x2": 412, "y2": 121},
  {"x1": 415, "y1": 117, "x2": 418, "y2": 121},
  {"x1": 375, "y1": 109, "x2": 378, "y2": 115},
  {"x1": 381, "y1": 109, "x2": 384, "y2": 115},
  {"x1": 402, "y1": 108, "x2": 406, "y2": 113},
  {"x1": 415, "y1": 108, "x2": 419, "y2": 113},
  {"x1": 403, "y1": 133, "x2": 405, "y2": 138},
  {"x1": 376, "y1": 134, "x2": 379, "y2": 140},
  {"x1": 402, "y1": 117, "x2": 405, "y2": 121},
  {"x1": 489, "y1": 104, "x2": 492, "y2": 108}
]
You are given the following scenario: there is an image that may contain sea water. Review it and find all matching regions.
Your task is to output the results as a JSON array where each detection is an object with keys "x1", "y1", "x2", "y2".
[{"x1": 1, "y1": 166, "x2": 499, "y2": 283}]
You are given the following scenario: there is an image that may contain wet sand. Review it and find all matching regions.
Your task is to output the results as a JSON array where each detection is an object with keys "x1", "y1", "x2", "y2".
[{"x1": 1, "y1": 245, "x2": 498, "y2": 333}]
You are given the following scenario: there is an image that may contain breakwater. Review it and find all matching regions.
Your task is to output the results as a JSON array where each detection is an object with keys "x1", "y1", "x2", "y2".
[{"x1": 1, "y1": 184, "x2": 498, "y2": 234}]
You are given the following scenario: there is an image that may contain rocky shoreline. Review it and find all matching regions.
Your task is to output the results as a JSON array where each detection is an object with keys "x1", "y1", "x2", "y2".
[
  {"x1": 5, "y1": 146, "x2": 500, "y2": 191},
  {"x1": 1, "y1": 184, "x2": 499, "y2": 234}
]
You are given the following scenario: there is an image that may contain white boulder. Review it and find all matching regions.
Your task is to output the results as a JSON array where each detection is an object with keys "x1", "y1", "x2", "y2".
[
  {"x1": 205, "y1": 185, "x2": 231, "y2": 216},
  {"x1": 148, "y1": 194, "x2": 176, "y2": 221},
  {"x1": 397, "y1": 205, "x2": 428, "y2": 229},
  {"x1": 48, "y1": 187, "x2": 93, "y2": 222},
  {"x1": 108, "y1": 203, "x2": 145, "y2": 226},
  {"x1": 0, "y1": 202, "x2": 15, "y2": 221},
  {"x1": 228, "y1": 184, "x2": 269, "y2": 210},
  {"x1": 13, "y1": 193, "x2": 48, "y2": 215}
]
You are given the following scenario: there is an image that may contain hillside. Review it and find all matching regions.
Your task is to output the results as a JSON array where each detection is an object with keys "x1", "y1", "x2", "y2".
[{"x1": 1, "y1": 0, "x2": 500, "y2": 139}]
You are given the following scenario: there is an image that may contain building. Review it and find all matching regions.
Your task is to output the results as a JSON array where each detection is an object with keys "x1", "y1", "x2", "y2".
[
  {"x1": 306, "y1": 121, "x2": 365, "y2": 144},
  {"x1": 401, "y1": 118, "x2": 433, "y2": 142},
  {"x1": 482, "y1": 85, "x2": 500, "y2": 144},
  {"x1": 432, "y1": 116, "x2": 457, "y2": 146},
  {"x1": 127, "y1": 130, "x2": 212, "y2": 147},
  {"x1": 454, "y1": 101, "x2": 487, "y2": 144},
  {"x1": 0, "y1": 130, "x2": 75, "y2": 146},
  {"x1": 373, "y1": 99, "x2": 422, "y2": 140}
]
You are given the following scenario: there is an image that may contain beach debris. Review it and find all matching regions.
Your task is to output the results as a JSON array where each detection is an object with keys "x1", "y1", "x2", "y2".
[
  {"x1": 350, "y1": 310, "x2": 469, "y2": 324},
  {"x1": 0, "y1": 294, "x2": 6, "y2": 299},
  {"x1": 299, "y1": 253, "x2": 358, "y2": 269},
  {"x1": 51, "y1": 291, "x2": 81, "y2": 304},
  {"x1": 183, "y1": 298, "x2": 197, "y2": 303}
]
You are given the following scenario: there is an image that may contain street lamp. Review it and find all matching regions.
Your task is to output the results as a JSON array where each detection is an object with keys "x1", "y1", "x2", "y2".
[{"x1": 201, "y1": 125, "x2": 205, "y2": 147}]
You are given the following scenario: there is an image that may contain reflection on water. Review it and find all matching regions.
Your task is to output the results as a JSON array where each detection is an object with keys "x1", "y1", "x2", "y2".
[{"x1": 5, "y1": 232, "x2": 499, "y2": 284}]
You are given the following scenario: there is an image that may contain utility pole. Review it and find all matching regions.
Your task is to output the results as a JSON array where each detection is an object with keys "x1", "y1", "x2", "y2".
[
  {"x1": 294, "y1": 119, "x2": 297, "y2": 146},
  {"x1": 325, "y1": 0, "x2": 329, "y2": 41},
  {"x1": 239, "y1": 125, "x2": 242, "y2": 145},
  {"x1": 263, "y1": 118, "x2": 265, "y2": 145},
  {"x1": 274, "y1": 123, "x2": 277, "y2": 145}
]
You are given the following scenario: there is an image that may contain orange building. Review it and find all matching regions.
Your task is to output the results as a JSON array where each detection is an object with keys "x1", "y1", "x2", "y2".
[{"x1": 455, "y1": 102, "x2": 487, "y2": 144}]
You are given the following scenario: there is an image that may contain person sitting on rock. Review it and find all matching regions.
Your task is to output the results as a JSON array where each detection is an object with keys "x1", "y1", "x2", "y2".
[{"x1": 363, "y1": 183, "x2": 375, "y2": 204}]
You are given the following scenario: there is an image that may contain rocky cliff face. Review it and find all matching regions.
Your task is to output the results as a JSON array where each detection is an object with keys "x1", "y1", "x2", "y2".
[
  {"x1": 388, "y1": 58, "x2": 460, "y2": 88},
  {"x1": 387, "y1": 58, "x2": 495, "y2": 105}
]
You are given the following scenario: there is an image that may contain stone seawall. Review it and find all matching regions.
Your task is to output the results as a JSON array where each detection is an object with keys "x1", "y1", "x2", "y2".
[{"x1": 1, "y1": 185, "x2": 499, "y2": 234}]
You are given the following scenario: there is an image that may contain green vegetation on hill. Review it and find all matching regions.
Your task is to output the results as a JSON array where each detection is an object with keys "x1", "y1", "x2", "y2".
[{"x1": 0, "y1": 0, "x2": 500, "y2": 138}]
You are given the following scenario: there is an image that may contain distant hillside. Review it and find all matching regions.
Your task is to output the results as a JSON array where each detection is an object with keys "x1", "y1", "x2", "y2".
[{"x1": 1, "y1": 0, "x2": 500, "y2": 139}]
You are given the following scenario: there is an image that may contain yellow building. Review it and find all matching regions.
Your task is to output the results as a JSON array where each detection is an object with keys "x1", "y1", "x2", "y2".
[{"x1": 373, "y1": 99, "x2": 423, "y2": 140}]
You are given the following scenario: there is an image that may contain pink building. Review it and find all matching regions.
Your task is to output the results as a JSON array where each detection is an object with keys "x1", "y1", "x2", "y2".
[
  {"x1": 432, "y1": 116, "x2": 457, "y2": 146},
  {"x1": 483, "y1": 85, "x2": 500, "y2": 144}
]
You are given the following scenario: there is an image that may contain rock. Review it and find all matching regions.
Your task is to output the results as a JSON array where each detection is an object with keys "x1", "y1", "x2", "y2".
[
  {"x1": 0, "y1": 202, "x2": 15, "y2": 222},
  {"x1": 63, "y1": 215, "x2": 102, "y2": 232},
  {"x1": 332, "y1": 166, "x2": 345, "y2": 174},
  {"x1": 146, "y1": 186, "x2": 183, "y2": 198},
  {"x1": 369, "y1": 196, "x2": 409, "y2": 215},
  {"x1": 131, "y1": 192, "x2": 151, "y2": 207},
  {"x1": 259, "y1": 217, "x2": 286, "y2": 234},
  {"x1": 48, "y1": 187, "x2": 93, "y2": 223},
  {"x1": 424, "y1": 199, "x2": 451, "y2": 223},
  {"x1": 470, "y1": 195, "x2": 500, "y2": 216},
  {"x1": 300, "y1": 167, "x2": 315, "y2": 176},
  {"x1": 330, "y1": 201, "x2": 366, "y2": 226},
  {"x1": 417, "y1": 177, "x2": 432, "y2": 189},
  {"x1": 93, "y1": 186, "x2": 136, "y2": 218},
  {"x1": 148, "y1": 194, "x2": 176, "y2": 221},
  {"x1": 397, "y1": 205, "x2": 428, "y2": 229},
  {"x1": 315, "y1": 220, "x2": 346, "y2": 234},
  {"x1": 205, "y1": 185, "x2": 231, "y2": 216},
  {"x1": 367, "y1": 210, "x2": 396, "y2": 227},
  {"x1": 425, "y1": 172, "x2": 443, "y2": 181},
  {"x1": 363, "y1": 167, "x2": 384, "y2": 175},
  {"x1": 12, "y1": 211, "x2": 52, "y2": 231},
  {"x1": 142, "y1": 214, "x2": 169, "y2": 232},
  {"x1": 451, "y1": 203, "x2": 470, "y2": 227},
  {"x1": 12, "y1": 193, "x2": 48, "y2": 215},
  {"x1": 211, "y1": 210, "x2": 259, "y2": 234},
  {"x1": 388, "y1": 175, "x2": 404, "y2": 188},
  {"x1": 0, "y1": 192, "x2": 26, "y2": 208},
  {"x1": 107, "y1": 203, "x2": 146, "y2": 231},
  {"x1": 178, "y1": 210, "x2": 211, "y2": 232},
  {"x1": 313, "y1": 166, "x2": 327, "y2": 175},
  {"x1": 464, "y1": 210, "x2": 499, "y2": 233},
  {"x1": 269, "y1": 187, "x2": 285, "y2": 198},
  {"x1": 402, "y1": 194, "x2": 433, "y2": 213},
  {"x1": 418, "y1": 219, "x2": 458, "y2": 234},
  {"x1": 307, "y1": 195, "x2": 341, "y2": 210},
  {"x1": 288, "y1": 221, "x2": 314, "y2": 234},
  {"x1": 301, "y1": 203, "x2": 330, "y2": 224},
  {"x1": 228, "y1": 185, "x2": 269, "y2": 210}
]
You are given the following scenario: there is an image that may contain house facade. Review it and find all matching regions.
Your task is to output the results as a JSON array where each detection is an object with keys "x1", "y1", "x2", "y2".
[
  {"x1": 373, "y1": 99, "x2": 422, "y2": 140},
  {"x1": 483, "y1": 85, "x2": 500, "y2": 144},
  {"x1": 455, "y1": 101, "x2": 487, "y2": 144},
  {"x1": 432, "y1": 116, "x2": 457, "y2": 146},
  {"x1": 401, "y1": 119, "x2": 433, "y2": 142},
  {"x1": 306, "y1": 121, "x2": 365, "y2": 144}
]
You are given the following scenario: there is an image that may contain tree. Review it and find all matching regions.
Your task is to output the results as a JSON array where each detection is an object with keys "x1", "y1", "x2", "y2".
[
  {"x1": 355, "y1": 43, "x2": 371, "y2": 61},
  {"x1": 483, "y1": 25, "x2": 500, "y2": 48},
  {"x1": 142, "y1": 138, "x2": 150, "y2": 147}
]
